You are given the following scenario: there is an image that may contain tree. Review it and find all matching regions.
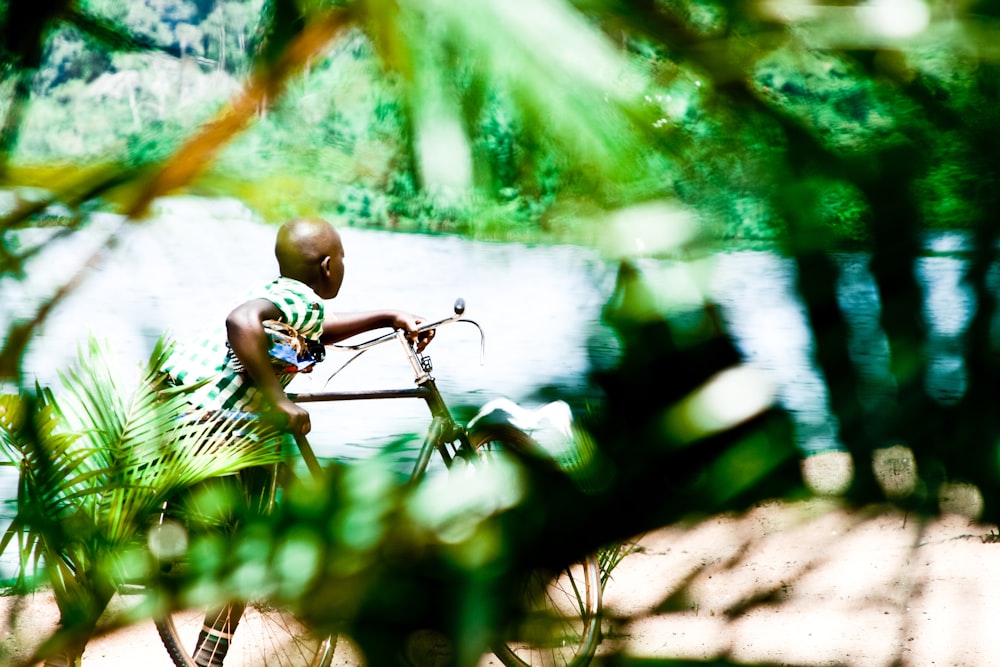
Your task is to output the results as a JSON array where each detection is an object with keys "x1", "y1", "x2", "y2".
[{"x1": 4, "y1": 1, "x2": 1000, "y2": 665}]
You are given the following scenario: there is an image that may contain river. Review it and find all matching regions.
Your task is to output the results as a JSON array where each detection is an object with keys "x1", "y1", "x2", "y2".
[
  {"x1": 0, "y1": 197, "x2": 980, "y2": 574},
  {"x1": 3, "y1": 197, "x2": 979, "y2": 457}
]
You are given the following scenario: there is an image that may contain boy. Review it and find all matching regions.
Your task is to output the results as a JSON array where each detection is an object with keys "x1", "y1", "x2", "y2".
[
  {"x1": 160, "y1": 216, "x2": 432, "y2": 667},
  {"x1": 162, "y1": 215, "x2": 432, "y2": 437}
]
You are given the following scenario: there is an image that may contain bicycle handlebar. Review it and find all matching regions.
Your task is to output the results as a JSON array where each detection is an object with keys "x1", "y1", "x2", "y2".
[
  {"x1": 330, "y1": 297, "x2": 478, "y2": 353},
  {"x1": 317, "y1": 298, "x2": 484, "y2": 386}
]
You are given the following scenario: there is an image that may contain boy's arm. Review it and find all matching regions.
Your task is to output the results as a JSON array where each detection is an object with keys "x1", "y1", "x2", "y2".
[
  {"x1": 226, "y1": 298, "x2": 312, "y2": 435},
  {"x1": 322, "y1": 310, "x2": 434, "y2": 351}
]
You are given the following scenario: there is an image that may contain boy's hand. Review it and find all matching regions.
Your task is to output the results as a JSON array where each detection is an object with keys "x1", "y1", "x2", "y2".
[
  {"x1": 393, "y1": 313, "x2": 435, "y2": 353},
  {"x1": 268, "y1": 396, "x2": 312, "y2": 436}
]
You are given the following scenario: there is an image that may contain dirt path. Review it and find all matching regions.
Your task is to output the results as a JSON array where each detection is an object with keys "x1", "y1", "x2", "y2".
[
  {"x1": 5, "y1": 453, "x2": 999, "y2": 666},
  {"x1": 601, "y1": 499, "x2": 998, "y2": 666}
]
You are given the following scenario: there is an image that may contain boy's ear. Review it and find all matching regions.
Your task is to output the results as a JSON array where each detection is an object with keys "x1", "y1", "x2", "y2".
[{"x1": 320, "y1": 255, "x2": 331, "y2": 273}]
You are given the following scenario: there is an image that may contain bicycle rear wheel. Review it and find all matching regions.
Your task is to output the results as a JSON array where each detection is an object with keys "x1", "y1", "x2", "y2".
[
  {"x1": 467, "y1": 425, "x2": 602, "y2": 667},
  {"x1": 152, "y1": 467, "x2": 334, "y2": 667}
]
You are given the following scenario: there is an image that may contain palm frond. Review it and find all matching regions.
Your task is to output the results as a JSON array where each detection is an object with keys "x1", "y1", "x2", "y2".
[
  {"x1": 56, "y1": 337, "x2": 127, "y2": 462},
  {"x1": 0, "y1": 389, "x2": 91, "y2": 590},
  {"x1": 1, "y1": 335, "x2": 286, "y2": 590}
]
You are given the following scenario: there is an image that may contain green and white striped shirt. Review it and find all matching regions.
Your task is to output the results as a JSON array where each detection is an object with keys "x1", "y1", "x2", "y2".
[{"x1": 163, "y1": 276, "x2": 325, "y2": 412}]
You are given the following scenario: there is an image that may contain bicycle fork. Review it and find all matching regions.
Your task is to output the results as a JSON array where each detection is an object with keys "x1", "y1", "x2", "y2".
[{"x1": 407, "y1": 375, "x2": 471, "y2": 485}]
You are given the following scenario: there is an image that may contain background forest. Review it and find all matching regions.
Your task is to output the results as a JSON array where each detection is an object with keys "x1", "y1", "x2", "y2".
[
  {"x1": 4, "y1": 0, "x2": 1000, "y2": 666},
  {"x1": 5, "y1": 0, "x2": 987, "y2": 243}
]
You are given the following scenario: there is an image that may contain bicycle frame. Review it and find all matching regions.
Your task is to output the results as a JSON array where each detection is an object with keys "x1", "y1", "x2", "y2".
[
  {"x1": 154, "y1": 299, "x2": 603, "y2": 667},
  {"x1": 288, "y1": 311, "x2": 481, "y2": 484},
  {"x1": 287, "y1": 309, "x2": 603, "y2": 667}
]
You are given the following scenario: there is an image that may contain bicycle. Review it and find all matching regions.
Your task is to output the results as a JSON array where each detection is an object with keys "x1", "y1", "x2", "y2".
[{"x1": 152, "y1": 298, "x2": 603, "y2": 667}]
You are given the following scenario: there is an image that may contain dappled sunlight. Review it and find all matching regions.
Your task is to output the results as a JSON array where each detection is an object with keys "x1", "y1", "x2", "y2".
[
  {"x1": 414, "y1": 115, "x2": 473, "y2": 198},
  {"x1": 939, "y1": 482, "x2": 984, "y2": 519},
  {"x1": 905, "y1": 535, "x2": 994, "y2": 666},
  {"x1": 147, "y1": 519, "x2": 188, "y2": 562},
  {"x1": 801, "y1": 451, "x2": 854, "y2": 496},
  {"x1": 858, "y1": 0, "x2": 931, "y2": 39},
  {"x1": 600, "y1": 500, "x2": 1000, "y2": 666},
  {"x1": 803, "y1": 446, "x2": 986, "y2": 520},
  {"x1": 598, "y1": 201, "x2": 700, "y2": 260},
  {"x1": 667, "y1": 502, "x2": 860, "y2": 616},
  {"x1": 759, "y1": 0, "x2": 931, "y2": 43},
  {"x1": 872, "y1": 444, "x2": 918, "y2": 499}
]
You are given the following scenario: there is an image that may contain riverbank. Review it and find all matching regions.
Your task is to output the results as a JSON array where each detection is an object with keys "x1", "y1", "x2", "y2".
[{"x1": 4, "y1": 451, "x2": 998, "y2": 666}]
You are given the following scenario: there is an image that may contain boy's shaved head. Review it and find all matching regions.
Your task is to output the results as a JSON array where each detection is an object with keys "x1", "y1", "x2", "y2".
[
  {"x1": 275, "y1": 217, "x2": 342, "y2": 284},
  {"x1": 275, "y1": 217, "x2": 346, "y2": 299}
]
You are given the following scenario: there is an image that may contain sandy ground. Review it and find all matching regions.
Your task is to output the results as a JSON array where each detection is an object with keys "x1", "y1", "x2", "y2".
[{"x1": 5, "y1": 451, "x2": 1000, "y2": 667}]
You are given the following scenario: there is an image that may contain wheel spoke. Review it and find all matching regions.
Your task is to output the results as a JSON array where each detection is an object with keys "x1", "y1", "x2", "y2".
[{"x1": 467, "y1": 425, "x2": 602, "y2": 667}]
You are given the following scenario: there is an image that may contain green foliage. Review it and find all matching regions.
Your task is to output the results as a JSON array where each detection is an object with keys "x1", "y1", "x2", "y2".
[
  {"x1": 917, "y1": 137, "x2": 980, "y2": 230},
  {"x1": 35, "y1": 24, "x2": 112, "y2": 93},
  {"x1": 752, "y1": 48, "x2": 905, "y2": 156},
  {"x1": 0, "y1": 337, "x2": 285, "y2": 662},
  {"x1": 119, "y1": 260, "x2": 803, "y2": 667},
  {"x1": 16, "y1": 0, "x2": 995, "y2": 245},
  {"x1": 80, "y1": 0, "x2": 265, "y2": 73},
  {"x1": 816, "y1": 179, "x2": 870, "y2": 243},
  {"x1": 7, "y1": 1, "x2": 1000, "y2": 665}
]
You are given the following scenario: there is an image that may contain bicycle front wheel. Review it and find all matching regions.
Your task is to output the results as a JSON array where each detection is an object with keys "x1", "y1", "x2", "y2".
[
  {"x1": 467, "y1": 425, "x2": 602, "y2": 667},
  {"x1": 155, "y1": 602, "x2": 334, "y2": 667}
]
